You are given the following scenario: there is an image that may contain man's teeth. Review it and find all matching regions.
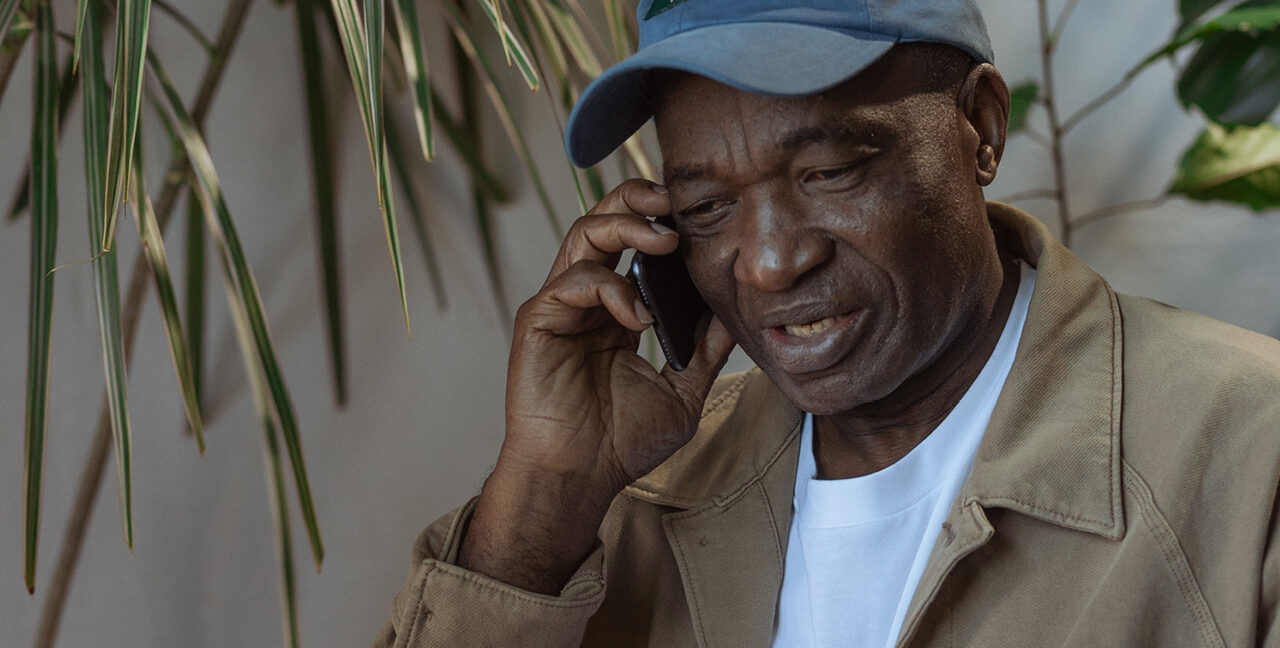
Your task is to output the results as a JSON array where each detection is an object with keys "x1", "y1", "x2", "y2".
[{"x1": 784, "y1": 316, "x2": 838, "y2": 338}]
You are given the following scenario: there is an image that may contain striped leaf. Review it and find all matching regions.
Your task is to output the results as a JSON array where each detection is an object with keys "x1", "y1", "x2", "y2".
[
  {"x1": 329, "y1": 0, "x2": 410, "y2": 332},
  {"x1": 385, "y1": 107, "x2": 447, "y2": 309},
  {"x1": 223, "y1": 280, "x2": 300, "y2": 648},
  {"x1": 101, "y1": 0, "x2": 152, "y2": 252},
  {"x1": 0, "y1": 0, "x2": 21, "y2": 44},
  {"x1": 543, "y1": 0, "x2": 601, "y2": 77},
  {"x1": 389, "y1": 0, "x2": 434, "y2": 160},
  {"x1": 8, "y1": 52, "x2": 79, "y2": 222},
  {"x1": 81, "y1": 0, "x2": 136, "y2": 553},
  {"x1": 473, "y1": 0, "x2": 539, "y2": 90},
  {"x1": 149, "y1": 52, "x2": 324, "y2": 569},
  {"x1": 131, "y1": 148, "x2": 205, "y2": 451},
  {"x1": 24, "y1": 0, "x2": 58, "y2": 594},
  {"x1": 427, "y1": 83, "x2": 509, "y2": 202},
  {"x1": 73, "y1": 0, "x2": 86, "y2": 72},
  {"x1": 444, "y1": 0, "x2": 563, "y2": 237},
  {"x1": 604, "y1": 0, "x2": 632, "y2": 63},
  {"x1": 183, "y1": 186, "x2": 205, "y2": 416},
  {"x1": 296, "y1": 0, "x2": 347, "y2": 404}
]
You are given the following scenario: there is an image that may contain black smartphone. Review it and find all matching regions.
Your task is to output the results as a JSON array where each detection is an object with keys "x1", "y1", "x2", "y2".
[{"x1": 627, "y1": 216, "x2": 712, "y2": 371}]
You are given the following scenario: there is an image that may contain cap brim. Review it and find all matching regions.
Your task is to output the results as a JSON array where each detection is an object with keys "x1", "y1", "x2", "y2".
[{"x1": 565, "y1": 22, "x2": 896, "y2": 168}]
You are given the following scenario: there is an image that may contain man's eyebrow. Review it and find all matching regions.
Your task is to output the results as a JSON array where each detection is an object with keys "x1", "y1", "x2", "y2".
[
  {"x1": 778, "y1": 121, "x2": 867, "y2": 151},
  {"x1": 660, "y1": 163, "x2": 713, "y2": 187}
]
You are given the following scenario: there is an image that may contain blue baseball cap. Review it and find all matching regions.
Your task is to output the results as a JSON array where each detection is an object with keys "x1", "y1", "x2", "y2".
[{"x1": 564, "y1": 0, "x2": 994, "y2": 168}]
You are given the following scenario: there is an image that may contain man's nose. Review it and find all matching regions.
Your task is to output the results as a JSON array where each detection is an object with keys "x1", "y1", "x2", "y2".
[{"x1": 732, "y1": 199, "x2": 833, "y2": 293}]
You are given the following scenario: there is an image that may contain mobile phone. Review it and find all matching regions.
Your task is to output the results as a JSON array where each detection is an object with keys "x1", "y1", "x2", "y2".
[{"x1": 627, "y1": 216, "x2": 712, "y2": 371}]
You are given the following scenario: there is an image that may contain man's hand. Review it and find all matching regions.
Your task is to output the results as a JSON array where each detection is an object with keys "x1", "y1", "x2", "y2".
[{"x1": 458, "y1": 179, "x2": 736, "y2": 595}]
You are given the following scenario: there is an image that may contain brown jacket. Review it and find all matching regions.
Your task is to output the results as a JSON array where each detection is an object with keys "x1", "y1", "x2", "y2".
[{"x1": 374, "y1": 203, "x2": 1280, "y2": 647}]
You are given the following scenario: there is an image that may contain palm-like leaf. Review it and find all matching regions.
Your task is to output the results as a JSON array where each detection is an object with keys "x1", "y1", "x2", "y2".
[
  {"x1": 23, "y1": 0, "x2": 58, "y2": 595},
  {"x1": 101, "y1": 0, "x2": 152, "y2": 252},
  {"x1": 148, "y1": 51, "x2": 325, "y2": 569},
  {"x1": 81, "y1": 0, "x2": 136, "y2": 555},
  {"x1": 329, "y1": 0, "x2": 410, "y2": 331}
]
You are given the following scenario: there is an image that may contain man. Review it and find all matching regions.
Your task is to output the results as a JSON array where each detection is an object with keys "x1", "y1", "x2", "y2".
[{"x1": 375, "y1": 1, "x2": 1280, "y2": 646}]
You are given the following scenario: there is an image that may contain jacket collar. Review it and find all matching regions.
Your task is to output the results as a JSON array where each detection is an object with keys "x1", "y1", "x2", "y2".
[{"x1": 626, "y1": 202, "x2": 1125, "y2": 540}]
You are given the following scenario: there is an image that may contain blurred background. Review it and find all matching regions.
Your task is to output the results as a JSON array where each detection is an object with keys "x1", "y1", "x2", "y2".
[{"x1": 2, "y1": 0, "x2": 1278, "y2": 646}]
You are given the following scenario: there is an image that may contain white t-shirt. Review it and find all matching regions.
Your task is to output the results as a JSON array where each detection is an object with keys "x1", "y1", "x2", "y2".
[{"x1": 772, "y1": 262, "x2": 1036, "y2": 648}]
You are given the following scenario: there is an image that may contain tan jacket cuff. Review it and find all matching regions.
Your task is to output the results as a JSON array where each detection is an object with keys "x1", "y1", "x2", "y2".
[{"x1": 388, "y1": 498, "x2": 607, "y2": 648}]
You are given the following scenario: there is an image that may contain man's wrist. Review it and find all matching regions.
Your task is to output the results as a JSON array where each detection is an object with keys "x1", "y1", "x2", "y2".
[{"x1": 457, "y1": 459, "x2": 618, "y2": 595}]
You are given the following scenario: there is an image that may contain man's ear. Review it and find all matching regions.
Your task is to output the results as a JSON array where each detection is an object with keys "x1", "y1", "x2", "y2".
[{"x1": 958, "y1": 63, "x2": 1009, "y2": 187}]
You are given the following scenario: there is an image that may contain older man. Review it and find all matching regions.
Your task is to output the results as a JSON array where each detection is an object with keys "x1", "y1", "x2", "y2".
[{"x1": 375, "y1": 1, "x2": 1280, "y2": 647}]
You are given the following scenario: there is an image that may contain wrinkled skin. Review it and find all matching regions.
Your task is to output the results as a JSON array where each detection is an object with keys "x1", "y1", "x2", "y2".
[
  {"x1": 654, "y1": 49, "x2": 1016, "y2": 477},
  {"x1": 458, "y1": 45, "x2": 1014, "y2": 595}
]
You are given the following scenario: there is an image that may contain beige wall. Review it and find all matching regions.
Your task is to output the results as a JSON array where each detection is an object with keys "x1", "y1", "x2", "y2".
[{"x1": 2, "y1": 1, "x2": 1278, "y2": 646}]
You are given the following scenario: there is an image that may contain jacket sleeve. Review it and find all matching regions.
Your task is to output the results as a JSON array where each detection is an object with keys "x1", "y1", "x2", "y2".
[{"x1": 371, "y1": 497, "x2": 608, "y2": 648}]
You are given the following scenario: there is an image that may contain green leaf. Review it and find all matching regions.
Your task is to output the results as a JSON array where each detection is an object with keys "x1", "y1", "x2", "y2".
[
  {"x1": 81, "y1": 0, "x2": 136, "y2": 553},
  {"x1": 9, "y1": 51, "x2": 80, "y2": 222},
  {"x1": 544, "y1": 0, "x2": 602, "y2": 77},
  {"x1": 296, "y1": 0, "x2": 347, "y2": 404},
  {"x1": 604, "y1": 0, "x2": 633, "y2": 63},
  {"x1": 223, "y1": 279, "x2": 299, "y2": 648},
  {"x1": 132, "y1": 148, "x2": 206, "y2": 451},
  {"x1": 0, "y1": 0, "x2": 22, "y2": 44},
  {"x1": 1170, "y1": 122, "x2": 1280, "y2": 210},
  {"x1": 183, "y1": 187, "x2": 205, "y2": 417},
  {"x1": 329, "y1": 0, "x2": 410, "y2": 332},
  {"x1": 1179, "y1": 0, "x2": 1228, "y2": 28},
  {"x1": 1147, "y1": 4, "x2": 1280, "y2": 64},
  {"x1": 25, "y1": 0, "x2": 58, "y2": 594},
  {"x1": 385, "y1": 107, "x2": 448, "y2": 310},
  {"x1": 389, "y1": 0, "x2": 435, "y2": 160},
  {"x1": 444, "y1": 0, "x2": 564, "y2": 237},
  {"x1": 1177, "y1": 30, "x2": 1280, "y2": 125},
  {"x1": 427, "y1": 83, "x2": 509, "y2": 202},
  {"x1": 101, "y1": 0, "x2": 152, "y2": 252},
  {"x1": 148, "y1": 51, "x2": 325, "y2": 569},
  {"x1": 472, "y1": 0, "x2": 540, "y2": 90},
  {"x1": 73, "y1": 0, "x2": 86, "y2": 72},
  {"x1": 1008, "y1": 81, "x2": 1039, "y2": 133}
]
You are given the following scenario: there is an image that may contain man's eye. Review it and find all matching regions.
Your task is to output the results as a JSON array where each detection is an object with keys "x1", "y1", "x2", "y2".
[
  {"x1": 677, "y1": 198, "x2": 734, "y2": 223},
  {"x1": 805, "y1": 165, "x2": 858, "y2": 183}
]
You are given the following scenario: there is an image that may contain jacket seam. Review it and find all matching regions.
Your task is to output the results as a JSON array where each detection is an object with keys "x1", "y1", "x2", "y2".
[
  {"x1": 1121, "y1": 459, "x2": 1226, "y2": 648},
  {"x1": 626, "y1": 394, "x2": 802, "y2": 509},
  {"x1": 402, "y1": 562, "x2": 434, "y2": 648},
  {"x1": 423, "y1": 559, "x2": 606, "y2": 610},
  {"x1": 700, "y1": 370, "x2": 755, "y2": 418}
]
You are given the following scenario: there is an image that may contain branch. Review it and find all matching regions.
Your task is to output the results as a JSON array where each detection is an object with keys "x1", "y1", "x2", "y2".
[
  {"x1": 1063, "y1": 67, "x2": 1139, "y2": 134},
  {"x1": 1071, "y1": 196, "x2": 1171, "y2": 229},
  {"x1": 152, "y1": 0, "x2": 215, "y2": 53},
  {"x1": 996, "y1": 188, "x2": 1057, "y2": 204},
  {"x1": 1051, "y1": 0, "x2": 1082, "y2": 42},
  {"x1": 1024, "y1": 126, "x2": 1054, "y2": 151},
  {"x1": 32, "y1": 2, "x2": 255, "y2": 647}
]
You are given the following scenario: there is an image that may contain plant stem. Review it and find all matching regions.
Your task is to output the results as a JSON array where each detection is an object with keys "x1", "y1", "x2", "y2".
[
  {"x1": 32, "y1": 2, "x2": 253, "y2": 646},
  {"x1": 1037, "y1": 0, "x2": 1073, "y2": 247},
  {"x1": 1072, "y1": 196, "x2": 1171, "y2": 229},
  {"x1": 998, "y1": 188, "x2": 1057, "y2": 204}
]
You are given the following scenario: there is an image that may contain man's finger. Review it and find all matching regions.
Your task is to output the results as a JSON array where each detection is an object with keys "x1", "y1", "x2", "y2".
[
  {"x1": 522, "y1": 261, "x2": 653, "y2": 336},
  {"x1": 662, "y1": 316, "x2": 737, "y2": 407},
  {"x1": 546, "y1": 212, "x2": 679, "y2": 285},
  {"x1": 586, "y1": 178, "x2": 671, "y2": 219}
]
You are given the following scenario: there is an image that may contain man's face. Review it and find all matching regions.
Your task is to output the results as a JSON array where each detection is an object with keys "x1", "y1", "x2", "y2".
[{"x1": 654, "y1": 48, "x2": 1002, "y2": 416}]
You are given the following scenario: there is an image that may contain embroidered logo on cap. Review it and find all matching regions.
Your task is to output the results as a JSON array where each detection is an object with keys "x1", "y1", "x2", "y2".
[{"x1": 644, "y1": 0, "x2": 691, "y2": 19}]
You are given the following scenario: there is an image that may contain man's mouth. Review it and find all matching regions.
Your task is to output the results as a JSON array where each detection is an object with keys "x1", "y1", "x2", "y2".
[
  {"x1": 782, "y1": 315, "x2": 841, "y2": 339},
  {"x1": 763, "y1": 309, "x2": 865, "y2": 374}
]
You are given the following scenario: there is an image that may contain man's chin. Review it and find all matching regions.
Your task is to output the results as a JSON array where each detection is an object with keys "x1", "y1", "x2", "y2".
[{"x1": 757, "y1": 361, "x2": 897, "y2": 417}]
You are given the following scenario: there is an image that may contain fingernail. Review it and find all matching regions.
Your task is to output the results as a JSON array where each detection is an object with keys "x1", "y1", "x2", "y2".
[
  {"x1": 650, "y1": 221, "x2": 677, "y2": 236},
  {"x1": 651, "y1": 184, "x2": 668, "y2": 194},
  {"x1": 634, "y1": 299, "x2": 654, "y2": 325}
]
